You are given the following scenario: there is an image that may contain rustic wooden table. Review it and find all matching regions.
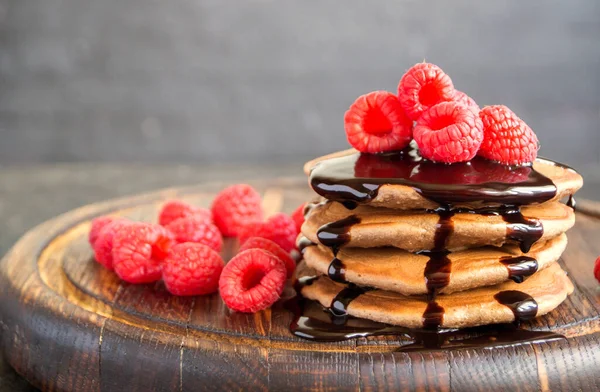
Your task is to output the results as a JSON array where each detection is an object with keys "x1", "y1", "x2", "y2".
[{"x1": 0, "y1": 164, "x2": 598, "y2": 391}]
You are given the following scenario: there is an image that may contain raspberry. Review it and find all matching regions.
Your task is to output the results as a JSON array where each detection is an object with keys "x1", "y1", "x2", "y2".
[
  {"x1": 239, "y1": 213, "x2": 298, "y2": 252},
  {"x1": 89, "y1": 216, "x2": 119, "y2": 246},
  {"x1": 112, "y1": 222, "x2": 175, "y2": 284},
  {"x1": 166, "y1": 216, "x2": 223, "y2": 252},
  {"x1": 413, "y1": 101, "x2": 484, "y2": 163},
  {"x1": 211, "y1": 184, "x2": 263, "y2": 237},
  {"x1": 344, "y1": 91, "x2": 412, "y2": 153},
  {"x1": 93, "y1": 219, "x2": 132, "y2": 270},
  {"x1": 239, "y1": 237, "x2": 296, "y2": 278},
  {"x1": 219, "y1": 249, "x2": 287, "y2": 313},
  {"x1": 478, "y1": 105, "x2": 539, "y2": 165},
  {"x1": 291, "y1": 203, "x2": 306, "y2": 233},
  {"x1": 594, "y1": 256, "x2": 600, "y2": 284},
  {"x1": 158, "y1": 200, "x2": 212, "y2": 227},
  {"x1": 398, "y1": 63, "x2": 455, "y2": 121},
  {"x1": 453, "y1": 90, "x2": 480, "y2": 115},
  {"x1": 162, "y1": 243, "x2": 224, "y2": 296}
]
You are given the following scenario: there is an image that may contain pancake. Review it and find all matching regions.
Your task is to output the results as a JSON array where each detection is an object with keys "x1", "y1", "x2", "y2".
[
  {"x1": 304, "y1": 148, "x2": 583, "y2": 210},
  {"x1": 298, "y1": 261, "x2": 574, "y2": 329},
  {"x1": 302, "y1": 233, "x2": 567, "y2": 295},
  {"x1": 302, "y1": 201, "x2": 574, "y2": 252}
]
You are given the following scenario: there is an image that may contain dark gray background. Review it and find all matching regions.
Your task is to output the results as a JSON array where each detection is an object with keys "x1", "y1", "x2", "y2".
[{"x1": 0, "y1": 0, "x2": 599, "y2": 168}]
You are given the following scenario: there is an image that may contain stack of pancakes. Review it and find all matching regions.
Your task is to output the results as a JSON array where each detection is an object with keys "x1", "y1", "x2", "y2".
[{"x1": 296, "y1": 146, "x2": 583, "y2": 330}]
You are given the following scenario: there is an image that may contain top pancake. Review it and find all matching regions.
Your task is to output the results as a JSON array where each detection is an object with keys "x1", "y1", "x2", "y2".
[{"x1": 305, "y1": 148, "x2": 583, "y2": 210}]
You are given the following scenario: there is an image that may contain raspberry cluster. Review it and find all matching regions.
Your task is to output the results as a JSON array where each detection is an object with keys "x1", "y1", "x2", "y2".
[
  {"x1": 88, "y1": 186, "x2": 306, "y2": 313},
  {"x1": 344, "y1": 62, "x2": 540, "y2": 165}
]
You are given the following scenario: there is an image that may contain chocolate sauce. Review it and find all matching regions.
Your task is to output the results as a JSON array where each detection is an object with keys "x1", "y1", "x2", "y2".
[
  {"x1": 329, "y1": 284, "x2": 372, "y2": 325},
  {"x1": 500, "y1": 256, "x2": 538, "y2": 283},
  {"x1": 432, "y1": 209, "x2": 455, "y2": 251},
  {"x1": 420, "y1": 211, "x2": 454, "y2": 328},
  {"x1": 297, "y1": 236, "x2": 316, "y2": 254},
  {"x1": 310, "y1": 143, "x2": 558, "y2": 207},
  {"x1": 494, "y1": 290, "x2": 538, "y2": 322},
  {"x1": 327, "y1": 257, "x2": 347, "y2": 283},
  {"x1": 423, "y1": 252, "x2": 452, "y2": 295},
  {"x1": 567, "y1": 195, "x2": 577, "y2": 210},
  {"x1": 422, "y1": 301, "x2": 445, "y2": 329},
  {"x1": 316, "y1": 215, "x2": 361, "y2": 252},
  {"x1": 501, "y1": 209, "x2": 544, "y2": 253}
]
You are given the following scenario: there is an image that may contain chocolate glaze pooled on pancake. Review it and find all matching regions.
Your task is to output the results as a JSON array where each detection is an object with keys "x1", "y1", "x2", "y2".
[{"x1": 306, "y1": 144, "x2": 583, "y2": 210}]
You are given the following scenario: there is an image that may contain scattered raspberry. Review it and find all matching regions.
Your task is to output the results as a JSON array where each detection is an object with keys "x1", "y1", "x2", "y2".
[
  {"x1": 239, "y1": 213, "x2": 298, "y2": 252},
  {"x1": 112, "y1": 222, "x2": 175, "y2": 284},
  {"x1": 453, "y1": 90, "x2": 480, "y2": 115},
  {"x1": 93, "y1": 219, "x2": 132, "y2": 270},
  {"x1": 158, "y1": 200, "x2": 212, "y2": 227},
  {"x1": 478, "y1": 105, "x2": 539, "y2": 165},
  {"x1": 89, "y1": 216, "x2": 119, "y2": 247},
  {"x1": 239, "y1": 237, "x2": 296, "y2": 278},
  {"x1": 219, "y1": 249, "x2": 287, "y2": 313},
  {"x1": 398, "y1": 63, "x2": 455, "y2": 121},
  {"x1": 291, "y1": 203, "x2": 306, "y2": 233},
  {"x1": 211, "y1": 184, "x2": 263, "y2": 237},
  {"x1": 594, "y1": 256, "x2": 600, "y2": 284},
  {"x1": 344, "y1": 91, "x2": 413, "y2": 153},
  {"x1": 413, "y1": 101, "x2": 484, "y2": 163},
  {"x1": 162, "y1": 243, "x2": 224, "y2": 296},
  {"x1": 166, "y1": 216, "x2": 223, "y2": 252}
]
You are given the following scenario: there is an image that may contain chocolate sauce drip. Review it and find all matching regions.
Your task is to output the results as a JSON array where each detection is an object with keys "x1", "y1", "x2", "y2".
[
  {"x1": 310, "y1": 143, "x2": 558, "y2": 207},
  {"x1": 433, "y1": 209, "x2": 455, "y2": 251},
  {"x1": 501, "y1": 209, "x2": 544, "y2": 253},
  {"x1": 423, "y1": 252, "x2": 452, "y2": 295},
  {"x1": 327, "y1": 258, "x2": 347, "y2": 283},
  {"x1": 494, "y1": 290, "x2": 538, "y2": 322},
  {"x1": 297, "y1": 236, "x2": 316, "y2": 254},
  {"x1": 316, "y1": 215, "x2": 361, "y2": 252},
  {"x1": 567, "y1": 195, "x2": 577, "y2": 210},
  {"x1": 420, "y1": 211, "x2": 454, "y2": 329},
  {"x1": 329, "y1": 284, "x2": 372, "y2": 325},
  {"x1": 422, "y1": 301, "x2": 445, "y2": 329},
  {"x1": 500, "y1": 256, "x2": 539, "y2": 283}
]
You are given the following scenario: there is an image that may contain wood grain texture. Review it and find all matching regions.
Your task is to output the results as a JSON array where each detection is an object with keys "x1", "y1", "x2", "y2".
[{"x1": 0, "y1": 178, "x2": 599, "y2": 392}]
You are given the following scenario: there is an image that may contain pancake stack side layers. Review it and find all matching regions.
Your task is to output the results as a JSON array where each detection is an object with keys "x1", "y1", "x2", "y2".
[{"x1": 293, "y1": 144, "x2": 583, "y2": 340}]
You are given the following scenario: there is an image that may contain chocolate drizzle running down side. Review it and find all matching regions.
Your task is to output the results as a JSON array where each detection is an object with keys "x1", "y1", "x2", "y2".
[
  {"x1": 327, "y1": 258, "x2": 347, "y2": 283},
  {"x1": 310, "y1": 142, "x2": 559, "y2": 207},
  {"x1": 500, "y1": 256, "x2": 539, "y2": 283},
  {"x1": 501, "y1": 208, "x2": 544, "y2": 253},
  {"x1": 297, "y1": 236, "x2": 316, "y2": 254},
  {"x1": 329, "y1": 284, "x2": 373, "y2": 326},
  {"x1": 567, "y1": 195, "x2": 577, "y2": 210},
  {"x1": 494, "y1": 290, "x2": 539, "y2": 322},
  {"x1": 420, "y1": 208, "x2": 454, "y2": 329},
  {"x1": 316, "y1": 215, "x2": 361, "y2": 253}
]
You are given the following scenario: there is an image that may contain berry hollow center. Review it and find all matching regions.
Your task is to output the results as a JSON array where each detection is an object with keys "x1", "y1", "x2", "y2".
[
  {"x1": 428, "y1": 114, "x2": 456, "y2": 131},
  {"x1": 419, "y1": 83, "x2": 443, "y2": 107},
  {"x1": 241, "y1": 266, "x2": 266, "y2": 290},
  {"x1": 152, "y1": 236, "x2": 171, "y2": 261},
  {"x1": 363, "y1": 108, "x2": 393, "y2": 135}
]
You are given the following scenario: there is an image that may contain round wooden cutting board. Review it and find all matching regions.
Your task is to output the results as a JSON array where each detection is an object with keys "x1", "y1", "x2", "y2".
[{"x1": 1, "y1": 178, "x2": 599, "y2": 392}]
